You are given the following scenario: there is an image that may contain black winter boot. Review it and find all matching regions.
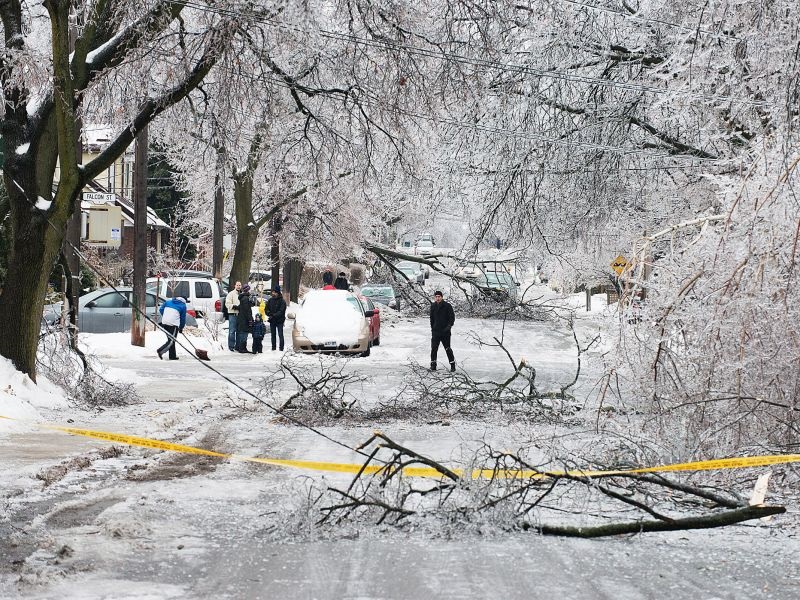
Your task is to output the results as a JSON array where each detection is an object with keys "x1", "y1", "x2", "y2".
[
  {"x1": 430, "y1": 362, "x2": 437, "y2": 371},
  {"x1": 450, "y1": 361, "x2": 456, "y2": 372}
]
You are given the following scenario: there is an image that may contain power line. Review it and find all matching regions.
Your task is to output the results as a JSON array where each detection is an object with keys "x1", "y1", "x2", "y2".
[
  {"x1": 181, "y1": 1, "x2": 766, "y2": 107},
  {"x1": 555, "y1": 0, "x2": 735, "y2": 37},
  {"x1": 201, "y1": 63, "x2": 729, "y2": 165}
]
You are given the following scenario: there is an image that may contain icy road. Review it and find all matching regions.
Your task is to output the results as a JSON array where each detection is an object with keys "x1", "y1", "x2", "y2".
[{"x1": 1, "y1": 304, "x2": 799, "y2": 599}]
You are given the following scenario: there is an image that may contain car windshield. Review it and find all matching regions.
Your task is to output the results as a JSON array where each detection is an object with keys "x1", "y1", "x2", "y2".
[
  {"x1": 417, "y1": 240, "x2": 433, "y2": 247},
  {"x1": 345, "y1": 296, "x2": 362, "y2": 313},
  {"x1": 483, "y1": 272, "x2": 514, "y2": 285},
  {"x1": 361, "y1": 286, "x2": 394, "y2": 298}
]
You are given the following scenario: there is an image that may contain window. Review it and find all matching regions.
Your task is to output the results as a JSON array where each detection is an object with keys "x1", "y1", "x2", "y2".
[
  {"x1": 195, "y1": 281, "x2": 213, "y2": 299},
  {"x1": 145, "y1": 293, "x2": 158, "y2": 308},
  {"x1": 345, "y1": 297, "x2": 363, "y2": 313},
  {"x1": 91, "y1": 293, "x2": 128, "y2": 309},
  {"x1": 146, "y1": 282, "x2": 159, "y2": 295},
  {"x1": 167, "y1": 280, "x2": 190, "y2": 299}
]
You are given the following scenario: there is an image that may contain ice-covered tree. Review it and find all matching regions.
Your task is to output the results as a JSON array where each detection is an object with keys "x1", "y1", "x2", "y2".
[{"x1": 0, "y1": 1, "x2": 243, "y2": 379}]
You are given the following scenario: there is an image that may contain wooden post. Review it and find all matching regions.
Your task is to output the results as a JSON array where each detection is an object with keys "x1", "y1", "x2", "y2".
[
  {"x1": 270, "y1": 213, "x2": 281, "y2": 290},
  {"x1": 63, "y1": 10, "x2": 82, "y2": 349},
  {"x1": 212, "y1": 150, "x2": 224, "y2": 279},
  {"x1": 131, "y1": 123, "x2": 148, "y2": 346}
]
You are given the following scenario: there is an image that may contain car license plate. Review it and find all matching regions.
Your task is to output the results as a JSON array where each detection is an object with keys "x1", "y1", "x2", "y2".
[{"x1": 324, "y1": 341, "x2": 337, "y2": 348}]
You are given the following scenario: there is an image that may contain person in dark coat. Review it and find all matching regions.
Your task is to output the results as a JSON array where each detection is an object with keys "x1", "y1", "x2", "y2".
[
  {"x1": 236, "y1": 285, "x2": 255, "y2": 353},
  {"x1": 429, "y1": 290, "x2": 456, "y2": 371},
  {"x1": 251, "y1": 314, "x2": 266, "y2": 353},
  {"x1": 333, "y1": 271, "x2": 349, "y2": 290},
  {"x1": 266, "y1": 285, "x2": 287, "y2": 351}
]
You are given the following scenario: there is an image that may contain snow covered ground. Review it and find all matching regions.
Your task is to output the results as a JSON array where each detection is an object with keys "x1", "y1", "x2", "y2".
[{"x1": 1, "y1": 287, "x2": 798, "y2": 599}]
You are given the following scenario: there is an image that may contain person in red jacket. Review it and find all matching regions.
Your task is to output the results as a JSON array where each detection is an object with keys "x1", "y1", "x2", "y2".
[{"x1": 322, "y1": 270, "x2": 336, "y2": 290}]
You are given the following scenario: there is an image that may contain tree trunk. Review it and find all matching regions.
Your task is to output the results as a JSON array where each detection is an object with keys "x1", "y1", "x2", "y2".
[
  {"x1": 229, "y1": 174, "x2": 260, "y2": 286},
  {"x1": 0, "y1": 197, "x2": 70, "y2": 380},
  {"x1": 283, "y1": 258, "x2": 303, "y2": 303}
]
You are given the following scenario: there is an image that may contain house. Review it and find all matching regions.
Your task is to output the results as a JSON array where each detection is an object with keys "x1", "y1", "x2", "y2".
[
  {"x1": 81, "y1": 179, "x2": 170, "y2": 256},
  {"x1": 57, "y1": 125, "x2": 170, "y2": 256}
]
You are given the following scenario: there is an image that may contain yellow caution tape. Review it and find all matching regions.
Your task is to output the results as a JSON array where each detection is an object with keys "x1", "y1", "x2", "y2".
[{"x1": 4, "y1": 415, "x2": 800, "y2": 479}]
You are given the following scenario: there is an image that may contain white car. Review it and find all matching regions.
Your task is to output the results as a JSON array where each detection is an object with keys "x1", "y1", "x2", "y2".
[
  {"x1": 146, "y1": 274, "x2": 225, "y2": 321},
  {"x1": 415, "y1": 239, "x2": 435, "y2": 257},
  {"x1": 288, "y1": 290, "x2": 375, "y2": 356}
]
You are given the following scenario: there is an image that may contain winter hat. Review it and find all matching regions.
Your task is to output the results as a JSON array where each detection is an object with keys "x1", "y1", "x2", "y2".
[
  {"x1": 338, "y1": 272, "x2": 346, "y2": 277},
  {"x1": 273, "y1": 285, "x2": 281, "y2": 293},
  {"x1": 242, "y1": 284, "x2": 251, "y2": 293},
  {"x1": 175, "y1": 297, "x2": 187, "y2": 303},
  {"x1": 434, "y1": 290, "x2": 443, "y2": 297}
]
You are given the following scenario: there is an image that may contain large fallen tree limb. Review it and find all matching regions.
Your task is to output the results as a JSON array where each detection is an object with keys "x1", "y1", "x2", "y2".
[
  {"x1": 311, "y1": 433, "x2": 787, "y2": 538},
  {"x1": 529, "y1": 505, "x2": 785, "y2": 538}
]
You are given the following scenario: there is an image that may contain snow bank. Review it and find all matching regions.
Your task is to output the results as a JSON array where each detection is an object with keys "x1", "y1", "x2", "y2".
[{"x1": 0, "y1": 357, "x2": 68, "y2": 432}]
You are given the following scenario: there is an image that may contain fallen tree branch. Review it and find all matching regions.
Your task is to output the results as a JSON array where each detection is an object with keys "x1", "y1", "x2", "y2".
[{"x1": 529, "y1": 505, "x2": 785, "y2": 538}]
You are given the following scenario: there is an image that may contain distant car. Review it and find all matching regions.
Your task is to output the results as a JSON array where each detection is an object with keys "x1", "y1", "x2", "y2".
[
  {"x1": 288, "y1": 290, "x2": 375, "y2": 356},
  {"x1": 395, "y1": 261, "x2": 425, "y2": 284},
  {"x1": 360, "y1": 284, "x2": 399, "y2": 311},
  {"x1": 43, "y1": 287, "x2": 198, "y2": 334},
  {"x1": 476, "y1": 271, "x2": 520, "y2": 302},
  {"x1": 147, "y1": 275, "x2": 224, "y2": 321},
  {"x1": 415, "y1": 239, "x2": 435, "y2": 257},
  {"x1": 359, "y1": 296, "x2": 381, "y2": 346},
  {"x1": 221, "y1": 271, "x2": 276, "y2": 294}
]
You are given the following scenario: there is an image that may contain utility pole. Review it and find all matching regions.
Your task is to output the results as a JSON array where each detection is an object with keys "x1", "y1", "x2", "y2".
[
  {"x1": 131, "y1": 123, "x2": 148, "y2": 346},
  {"x1": 63, "y1": 10, "x2": 82, "y2": 350},
  {"x1": 270, "y1": 213, "x2": 281, "y2": 292},
  {"x1": 212, "y1": 149, "x2": 224, "y2": 279}
]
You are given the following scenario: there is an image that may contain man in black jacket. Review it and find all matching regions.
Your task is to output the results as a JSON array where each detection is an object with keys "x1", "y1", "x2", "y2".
[
  {"x1": 333, "y1": 271, "x2": 349, "y2": 290},
  {"x1": 430, "y1": 290, "x2": 456, "y2": 371},
  {"x1": 266, "y1": 285, "x2": 287, "y2": 351}
]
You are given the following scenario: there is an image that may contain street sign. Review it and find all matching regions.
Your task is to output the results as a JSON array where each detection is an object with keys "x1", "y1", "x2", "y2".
[
  {"x1": 84, "y1": 192, "x2": 115, "y2": 204},
  {"x1": 610, "y1": 254, "x2": 629, "y2": 276}
]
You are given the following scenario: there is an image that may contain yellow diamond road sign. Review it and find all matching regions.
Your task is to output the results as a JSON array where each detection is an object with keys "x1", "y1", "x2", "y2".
[{"x1": 610, "y1": 255, "x2": 629, "y2": 276}]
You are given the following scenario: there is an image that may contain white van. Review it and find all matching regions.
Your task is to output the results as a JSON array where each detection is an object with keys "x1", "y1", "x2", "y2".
[{"x1": 146, "y1": 274, "x2": 225, "y2": 321}]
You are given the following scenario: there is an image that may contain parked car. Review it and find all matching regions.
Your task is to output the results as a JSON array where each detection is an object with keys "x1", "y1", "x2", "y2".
[
  {"x1": 147, "y1": 274, "x2": 224, "y2": 321},
  {"x1": 415, "y1": 239, "x2": 435, "y2": 257},
  {"x1": 287, "y1": 290, "x2": 375, "y2": 356},
  {"x1": 43, "y1": 287, "x2": 198, "y2": 334},
  {"x1": 476, "y1": 271, "x2": 521, "y2": 302},
  {"x1": 359, "y1": 295, "x2": 381, "y2": 346},
  {"x1": 395, "y1": 261, "x2": 425, "y2": 284},
  {"x1": 360, "y1": 284, "x2": 399, "y2": 311}
]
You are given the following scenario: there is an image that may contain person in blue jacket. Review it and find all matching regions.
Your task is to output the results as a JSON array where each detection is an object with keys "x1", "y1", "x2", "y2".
[{"x1": 157, "y1": 297, "x2": 187, "y2": 360}]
